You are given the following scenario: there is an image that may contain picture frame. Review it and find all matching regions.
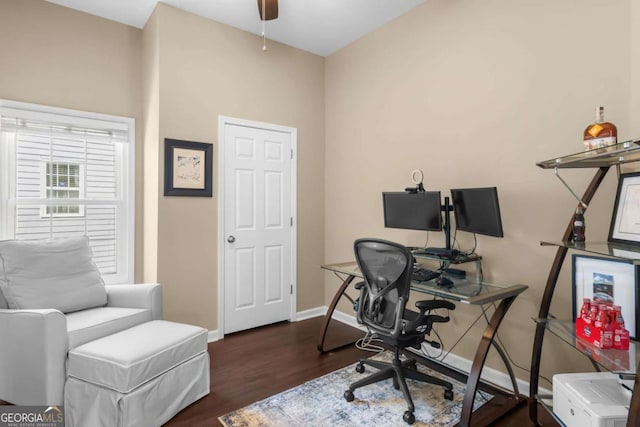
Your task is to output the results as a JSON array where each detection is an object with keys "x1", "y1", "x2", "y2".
[
  {"x1": 164, "y1": 138, "x2": 213, "y2": 197},
  {"x1": 572, "y1": 254, "x2": 640, "y2": 339},
  {"x1": 609, "y1": 172, "x2": 640, "y2": 246}
]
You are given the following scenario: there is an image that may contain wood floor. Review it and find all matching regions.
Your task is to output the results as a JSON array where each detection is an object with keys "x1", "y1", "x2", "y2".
[{"x1": 166, "y1": 317, "x2": 560, "y2": 427}]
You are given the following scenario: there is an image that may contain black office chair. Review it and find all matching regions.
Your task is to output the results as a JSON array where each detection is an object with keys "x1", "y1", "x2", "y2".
[{"x1": 344, "y1": 238, "x2": 456, "y2": 425}]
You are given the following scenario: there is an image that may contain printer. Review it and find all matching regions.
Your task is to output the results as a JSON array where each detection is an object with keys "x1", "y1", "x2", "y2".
[{"x1": 553, "y1": 372, "x2": 631, "y2": 427}]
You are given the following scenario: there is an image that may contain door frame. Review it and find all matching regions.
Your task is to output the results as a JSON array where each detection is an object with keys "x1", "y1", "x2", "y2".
[{"x1": 217, "y1": 115, "x2": 297, "y2": 338}]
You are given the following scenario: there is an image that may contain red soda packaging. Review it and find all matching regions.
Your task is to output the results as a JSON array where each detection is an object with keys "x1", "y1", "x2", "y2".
[{"x1": 613, "y1": 305, "x2": 630, "y2": 351}]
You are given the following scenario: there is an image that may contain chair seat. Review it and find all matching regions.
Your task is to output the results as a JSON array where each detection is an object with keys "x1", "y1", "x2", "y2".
[
  {"x1": 66, "y1": 306, "x2": 152, "y2": 349},
  {"x1": 67, "y1": 320, "x2": 207, "y2": 393}
]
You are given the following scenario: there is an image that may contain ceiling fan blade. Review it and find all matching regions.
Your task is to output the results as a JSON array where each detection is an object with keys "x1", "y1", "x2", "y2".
[{"x1": 257, "y1": 0, "x2": 278, "y2": 21}]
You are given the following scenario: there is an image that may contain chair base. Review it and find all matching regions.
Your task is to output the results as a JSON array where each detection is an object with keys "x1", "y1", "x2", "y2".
[{"x1": 344, "y1": 348, "x2": 453, "y2": 425}]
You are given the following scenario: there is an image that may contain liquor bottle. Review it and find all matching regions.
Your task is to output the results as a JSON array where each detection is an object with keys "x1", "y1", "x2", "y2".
[
  {"x1": 573, "y1": 206, "x2": 585, "y2": 242},
  {"x1": 583, "y1": 106, "x2": 617, "y2": 150}
]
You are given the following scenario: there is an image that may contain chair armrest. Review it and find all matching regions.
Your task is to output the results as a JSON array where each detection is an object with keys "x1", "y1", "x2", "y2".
[
  {"x1": 0, "y1": 309, "x2": 68, "y2": 405},
  {"x1": 403, "y1": 300, "x2": 456, "y2": 335},
  {"x1": 415, "y1": 300, "x2": 456, "y2": 312},
  {"x1": 105, "y1": 283, "x2": 163, "y2": 320}
]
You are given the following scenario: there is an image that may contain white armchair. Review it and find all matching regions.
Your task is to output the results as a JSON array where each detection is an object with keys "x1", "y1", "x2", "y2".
[{"x1": 0, "y1": 237, "x2": 162, "y2": 406}]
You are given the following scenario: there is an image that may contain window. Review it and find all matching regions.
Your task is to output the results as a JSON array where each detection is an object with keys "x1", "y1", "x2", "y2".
[
  {"x1": 0, "y1": 100, "x2": 135, "y2": 284},
  {"x1": 42, "y1": 162, "x2": 84, "y2": 217}
]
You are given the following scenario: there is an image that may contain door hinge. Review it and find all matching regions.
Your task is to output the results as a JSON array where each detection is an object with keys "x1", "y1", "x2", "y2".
[
  {"x1": 290, "y1": 284, "x2": 293, "y2": 294},
  {"x1": 290, "y1": 217, "x2": 293, "y2": 226},
  {"x1": 290, "y1": 149, "x2": 294, "y2": 160}
]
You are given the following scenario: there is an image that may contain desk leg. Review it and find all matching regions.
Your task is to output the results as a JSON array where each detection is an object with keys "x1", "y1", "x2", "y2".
[
  {"x1": 317, "y1": 274, "x2": 357, "y2": 353},
  {"x1": 490, "y1": 340, "x2": 519, "y2": 397},
  {"x1": 459, "y1": 295, "x2": 518, "y2": 427}
]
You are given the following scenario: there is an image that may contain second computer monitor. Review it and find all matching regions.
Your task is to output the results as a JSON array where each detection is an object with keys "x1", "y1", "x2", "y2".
[
  {"x1": 382, "y1": 191, "x2": 442, "y2": 231},
  {"x1": 450, "y1": 187, "x2": 504, "y2": 237}
]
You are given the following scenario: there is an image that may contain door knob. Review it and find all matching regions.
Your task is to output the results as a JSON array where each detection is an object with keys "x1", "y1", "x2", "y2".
[{"x1": 227, "y1": 235, "x2": 236, "y2": 243}]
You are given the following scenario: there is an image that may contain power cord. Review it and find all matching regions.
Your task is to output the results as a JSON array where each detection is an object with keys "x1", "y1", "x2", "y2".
[
  {"x1": 420, "y1": 326, "x2": 444, "y2": 359},
  {"x1": 355, "y1": 329, "x2": 385, "y2": 354}
]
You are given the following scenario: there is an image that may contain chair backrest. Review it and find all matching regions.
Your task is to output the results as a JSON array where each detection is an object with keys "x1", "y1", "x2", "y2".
[{"x1": 354, "y1": 238, "x2": 413, "y2": 338}]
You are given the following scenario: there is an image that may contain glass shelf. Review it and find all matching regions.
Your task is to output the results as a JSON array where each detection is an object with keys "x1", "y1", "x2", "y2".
[
  {"x1": 537, "y1": 139, "x2": 640, "y2": 169},
  {"x1": 411, "y1": 250, "x2": 481, "y2": 265},
  {"x1": 540, "y1": 241, "x2": 640, "y2": 264},
  {"x1": 535, "y1": 317, "x2": 637, "y2": 374}
]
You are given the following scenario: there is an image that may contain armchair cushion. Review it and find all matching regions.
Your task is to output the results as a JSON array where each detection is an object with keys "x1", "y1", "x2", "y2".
[
  {"x1": 0, "y1": 237, "x2": 107, "y2": 313},
  {"x1": 66, "y1": 307, "x2": 152, "y2": 349}
]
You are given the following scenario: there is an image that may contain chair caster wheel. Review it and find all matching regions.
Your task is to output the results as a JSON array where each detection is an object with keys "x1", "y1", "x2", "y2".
[
  {"x1": 355, "y1": 363, "x2": 365, "y2": 373},
  {"x1": 403, "y1": 411, "x2": 415, "y2": 424},
  {"x1": 393, "y1": 379, "x2": 400, "y2": 390},
  {"x1": 344, "y1": 390, "x2": 354, "y2": 402},
  {"x1": 444, "y1": 389, "x2": 454, "y2": 400}
]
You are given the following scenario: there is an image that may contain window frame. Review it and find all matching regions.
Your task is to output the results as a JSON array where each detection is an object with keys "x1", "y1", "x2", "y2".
[{"x1": 0, "y1": 99, "x2": 135, "y2": 284}]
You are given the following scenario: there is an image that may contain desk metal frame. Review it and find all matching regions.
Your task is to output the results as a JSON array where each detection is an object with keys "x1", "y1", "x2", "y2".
[{"x1": 318, "y1": 260, "x2": 527, "y2": 427}]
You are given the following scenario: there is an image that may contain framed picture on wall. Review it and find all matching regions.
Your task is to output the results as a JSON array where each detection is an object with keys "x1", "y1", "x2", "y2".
[
  {"x1": 609, "y1": 172, "x2": 640, "y2": 246},
  {"x1": 572, "y1": 254, "x2": 640, "y2": 339},
  {"x1": 164, "y1": 138, "x2": 213, "y2": 197}
]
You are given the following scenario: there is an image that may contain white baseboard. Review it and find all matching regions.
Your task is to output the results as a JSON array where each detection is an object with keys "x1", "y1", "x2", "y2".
[
  {"x1": 310, "y1": 307, "x2": 551, "y2": 397},
  {"x1": 207, "y1": 330, "x2": 219, "y2": 343},
  {"x1": 295, "y1": 306, "x2": 327, "y2": 321}
]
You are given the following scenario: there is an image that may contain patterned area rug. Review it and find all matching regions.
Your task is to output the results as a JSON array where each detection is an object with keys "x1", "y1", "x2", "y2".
[{"x1": 219, "y1": 351, "x2": 492, "y2": 426}]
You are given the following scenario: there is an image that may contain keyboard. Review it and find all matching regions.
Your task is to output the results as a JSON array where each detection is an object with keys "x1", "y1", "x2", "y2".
[{"x1": 411, "y1": 267, "x2": 439, "y2": 282}]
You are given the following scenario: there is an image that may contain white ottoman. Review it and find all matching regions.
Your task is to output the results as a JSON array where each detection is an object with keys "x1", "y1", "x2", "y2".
[{"x1": 64, "y1": 320, "x2": 210, "y2": 427}]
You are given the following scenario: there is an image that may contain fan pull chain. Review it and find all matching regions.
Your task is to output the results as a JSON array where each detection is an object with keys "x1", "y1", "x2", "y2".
[{"x1": 261, "y1": 0, "x2": 267, "y2": 51}]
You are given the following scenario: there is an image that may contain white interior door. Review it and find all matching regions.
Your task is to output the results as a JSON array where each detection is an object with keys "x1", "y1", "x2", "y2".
[{"x1": 220, "y1": 118, "x2": 296, "y2": 334}]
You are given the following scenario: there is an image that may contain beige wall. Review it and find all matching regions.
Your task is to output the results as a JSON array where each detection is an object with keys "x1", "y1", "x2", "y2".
[
  {"x1": 149, "y1": 4, "x2": 325, "y2": 329},
  {"x1": 325, "y1": 0, "x2": 635, "y2": 383},
  {"x1": 0, "y1": 0, "x2": 145, "y2": 280}
]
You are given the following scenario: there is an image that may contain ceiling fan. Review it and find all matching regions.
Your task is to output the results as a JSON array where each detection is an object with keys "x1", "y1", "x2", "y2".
[{"x1": 257, "y1": 0, "x2": 278, "y2": 21}]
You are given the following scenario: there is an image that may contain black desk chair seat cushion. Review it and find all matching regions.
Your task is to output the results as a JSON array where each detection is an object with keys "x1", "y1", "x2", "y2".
[{"x1": 344, "y1": 238, "x2": 456, "y2": 425}]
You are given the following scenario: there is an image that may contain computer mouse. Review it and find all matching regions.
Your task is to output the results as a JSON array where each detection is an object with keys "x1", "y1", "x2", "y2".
[{"x1": 436, "y1": 276, "x2": 453, "y2": 288}]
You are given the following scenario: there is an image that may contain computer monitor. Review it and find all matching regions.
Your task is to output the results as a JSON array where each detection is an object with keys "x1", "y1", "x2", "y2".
[
  {"x1": 382, "y1": 191, "x2": 442, "y2": 231},
  {"x1": 450, "y1": 187, "x2": 504, "y2": 237}
]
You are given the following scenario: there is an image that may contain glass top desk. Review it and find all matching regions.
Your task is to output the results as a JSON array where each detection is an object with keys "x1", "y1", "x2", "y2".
[{"x1": 319, "y1": 260, "x2": 528, "y2": 427}]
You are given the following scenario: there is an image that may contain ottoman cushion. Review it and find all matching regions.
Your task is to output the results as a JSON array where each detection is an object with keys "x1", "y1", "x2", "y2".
[{"x1": 67, "y1": 320, "x2": 207, "y2": 393}]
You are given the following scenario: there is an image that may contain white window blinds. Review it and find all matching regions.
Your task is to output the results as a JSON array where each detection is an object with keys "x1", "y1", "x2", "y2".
[{"x1": 0, "y1": 101, "x2": 135, "y2": 284}]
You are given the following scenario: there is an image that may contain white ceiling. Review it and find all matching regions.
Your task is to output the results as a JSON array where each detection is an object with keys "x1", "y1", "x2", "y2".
[{"x1": 45, "y1": 0, "x2": 425, "y2": 57}]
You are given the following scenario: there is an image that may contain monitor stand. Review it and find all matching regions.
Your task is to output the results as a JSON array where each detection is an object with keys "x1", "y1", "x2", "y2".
[{"x1": 420, "y1": 197, "x2": 457, "y2": 258}]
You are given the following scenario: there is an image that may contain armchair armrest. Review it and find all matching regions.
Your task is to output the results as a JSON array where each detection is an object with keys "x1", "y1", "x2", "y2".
[
  {"x1": 105, "y1": 283, "x2": 162, "y2": 320},
  {"x1": 0, "y1": 309, "x2": 68, "y2": 405}
]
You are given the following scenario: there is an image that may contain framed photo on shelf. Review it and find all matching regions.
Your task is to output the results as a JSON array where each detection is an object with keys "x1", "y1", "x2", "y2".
[
  {"x1": 609, "y1": 172, "x2": 640, "y2": 246},
  {"x1": 572, "y1": 254, "x2": 640, "y2": 339},
  {"x1": 164, "y1": 138, "x2": 213, "y2": 197}
]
